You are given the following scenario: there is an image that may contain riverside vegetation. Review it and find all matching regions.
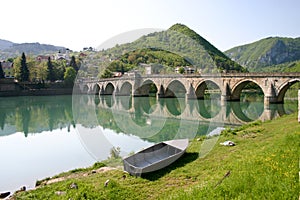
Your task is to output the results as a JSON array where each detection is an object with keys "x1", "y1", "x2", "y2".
[{"x1": 11, "y1": 112, "x2": 300, "y2": 199}]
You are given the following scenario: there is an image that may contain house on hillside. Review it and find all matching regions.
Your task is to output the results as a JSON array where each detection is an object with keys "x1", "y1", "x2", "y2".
[
  {"x1": 55, "y1": 49, "x2": 70, "y2": 61},
  {"x1": 175, "y1": 66, "x2": 195, "y2": 74},
  {"x1": 1, "y1": 61, "x2": 14, "y2": 78},
  {"x1": 36, "y1": 55, "x2": 55, "y2": 62}
]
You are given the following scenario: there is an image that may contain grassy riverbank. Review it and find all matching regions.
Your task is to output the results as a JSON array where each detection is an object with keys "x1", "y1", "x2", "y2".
[{"x1": 12, "y1": 113, "x2": 300, "y2": 199}]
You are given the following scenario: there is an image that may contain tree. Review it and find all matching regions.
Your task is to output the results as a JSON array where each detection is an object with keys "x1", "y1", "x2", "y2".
[
  {"x1": 178, "y1": 66, "x2": 185, "y2": 74},
  {"x1": 20, "y1": 52, "x2": 29, "y2": 81},
  {"x1": 0, "y1": 62, "x2": 5, "y2": 78},
  {"x1": 101, "y1": 69, "x2": 113, "y2": 78},
  {"x1": 64, "y1": 67, "x2": 76, "y2": 86},
  {"x1": 47, "y1": 57, "x2": 55, "y2": 82},
  {"x1": 70, "y1": 56, "x2": 79, "y2": 72}
]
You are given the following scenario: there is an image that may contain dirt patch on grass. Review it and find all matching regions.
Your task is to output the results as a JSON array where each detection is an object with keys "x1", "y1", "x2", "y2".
[{"x1": 37, "y1": 166, "x2": 119, "y2": 187}]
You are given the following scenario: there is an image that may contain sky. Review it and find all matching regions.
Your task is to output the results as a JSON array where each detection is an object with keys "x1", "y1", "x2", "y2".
[{"x1": 1, "y1": 0, "x2": 299, "y2": 51}]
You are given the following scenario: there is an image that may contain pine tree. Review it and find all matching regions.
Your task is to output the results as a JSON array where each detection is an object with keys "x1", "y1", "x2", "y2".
[
  {"x1": 47, "y1": 57, "x2": 55, "y2": 82},
  {"x1": 70, "y1": 56, "x2": 79, "y2": 72},
  {"x1": 0, "y1": 62, "x2": 5, "y2": 78},
  {"x1": 20, "y1": 52, "x2": 29, "y2": 81}
]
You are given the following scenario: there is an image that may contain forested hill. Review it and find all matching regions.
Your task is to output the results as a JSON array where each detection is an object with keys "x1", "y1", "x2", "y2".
[
  {"x1": 225, "y1": 37, "x2": 300, "y2": 71},
  {"x1": 0, "y1": 41, "x2": 66, "y2": 59},
  {"x1": 100, "y1": 23, "x2": 246, "y2": 77}
]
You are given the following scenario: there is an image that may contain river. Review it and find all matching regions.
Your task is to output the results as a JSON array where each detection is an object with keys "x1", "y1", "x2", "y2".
[{"x1": 0, "y1": 94, "x2": 297, "y2": 193}]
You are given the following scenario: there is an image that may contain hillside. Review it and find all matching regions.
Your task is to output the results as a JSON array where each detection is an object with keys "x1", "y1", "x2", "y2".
[
  {"x1": 0, "y1": 39, "x2": 14, "y2": 50},
  {"x1": 225, "y1": 37, "x2": 300, "y2": 71},
  {"x1": 258, "y1": 60, "x2": 300, "y2": 72},
  {"x1": 0, "y1": 41, "x2": 67, "y2": 59},
  {"x1": 98, "y1": 24, "x2": 246, "y2": 77}
]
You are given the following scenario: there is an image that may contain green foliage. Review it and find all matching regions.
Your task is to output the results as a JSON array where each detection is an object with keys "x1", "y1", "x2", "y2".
[
  {"x1": 64, "y1": 67, "x2": 76, "y2": 86},
  {"x1": 226, "y1": 37, "x2": 300, "y2": 71},
  {"x1": 97, "y1": 23, "x2": 246, "y2": 75},
  {"x1": 107, "y1": 48, "x2": 191, "y2": 74},
  {"x1": 259, "y1": 60, "x2": 300, "y2": 72},
  {"x1": 70, "y1": 55, "x2": 79, "y2": 72},
  {"x1": 20, "y1": 52, "x2": 30, "y2": 81},
  {"x1": 178, "y1": 66, "x2": 185, "y2": 74},
  {"x1": 101, "y1": 69, "x2": 113, "y2": 78},
  {"x1": 0, "y1": 62, "x2": 4, "y2": 78},
  {"x1": 47, "y1": 57, "x2": 55, "y2": 82}
]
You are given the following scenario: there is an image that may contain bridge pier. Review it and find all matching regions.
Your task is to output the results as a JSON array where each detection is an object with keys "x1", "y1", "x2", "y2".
[
  {"x1": 264, "y1": 96, "x2": 278, "y2": 105},
  {"x1": 264, "y1": 82, "x2": 278, "y2": 105},
  {"x1": 186, "y1": 83, "x2": 197, "y2": 100}
]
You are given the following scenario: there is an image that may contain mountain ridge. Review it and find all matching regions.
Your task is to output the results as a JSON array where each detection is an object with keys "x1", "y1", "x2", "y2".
[
  {"x1": 225, "y1": 36, "x2": 300, "y2": 71},
  {"x1": 0, "y1": 39, "x2": 14, "y2": 50},
  {"x1": 0, "y1": 40, "x2": 67, "y2": 59}
]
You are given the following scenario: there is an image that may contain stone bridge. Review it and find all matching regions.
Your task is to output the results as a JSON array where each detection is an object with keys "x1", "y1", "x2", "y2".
[{"x1": 77, "y1": 72, "x2": 300, "y2": 104}]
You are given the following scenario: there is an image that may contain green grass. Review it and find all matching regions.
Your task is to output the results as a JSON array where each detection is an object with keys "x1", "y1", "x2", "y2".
[{"x1": 13, "y1": 114, "x2": 300, "y2": 200}]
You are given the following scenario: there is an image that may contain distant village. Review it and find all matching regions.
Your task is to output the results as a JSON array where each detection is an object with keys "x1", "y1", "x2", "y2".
[
  {"x1": 0, "y1": 45, "x2": 198, "y2": 81},
  {"x1": 0, "y1": 48, "x2": 90, "y2": 79}
]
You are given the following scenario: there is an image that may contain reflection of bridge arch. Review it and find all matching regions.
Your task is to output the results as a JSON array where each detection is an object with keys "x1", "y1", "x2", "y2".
[
  {"x1": 165, "y1": 80, "x2": 187, "y2": 98},
  {"x1": 91, "y1": 95, "x2": 290, "y2": 128},
  {"x1": 195, "y1": 80, "x2": 220, "y2": 99},
  {"x1": 231, "y1": 79, "x2": 263, "y2": 101},
  {"x1": 277, "y1": 78, "x2": 300, "y2": 103},
  {"x1": 118, "y1": 81, "x2": 132, "y2": 96},
  {"x1": 165, "y1": 98, "x2": 186, "y2": 116},
  {"x1": 102, "y1": 96, "x2": 115, "y2": 108},
  {"x1": 117, "y1": 96, "x2": 132, "y2": 110},
  {"x1": 197, "y1": 99, "x2": 221, "y2": 119},
  {"x1": 231, "y1": 102, "x2": 257, "y2": 123}
]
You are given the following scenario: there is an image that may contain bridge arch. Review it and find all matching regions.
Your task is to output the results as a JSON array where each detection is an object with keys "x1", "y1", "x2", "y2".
[
  {"x1": 92, "y1": 84, "x2": 100, "y2": 95},
  {"x1": 118, "y1": 81, "x2": 132, "y2": 96},
  {"x1": 195, "y1": 80, "x2": 221, "y2": 99},
  {"x1": 82, "y1": 85, "x2": 89, "y2": 94},
  {"x1": 165, "y1": 80, "x2": 187, "y2": 98},
  {"x1": 231, "y1": 79, "x2": 264, "y2": 101},
  {"x1": 104, "y1": 82, "x2": 115, "y2": 95},
  {"x1": 136, "y1": 79, "x2": 158, "y2": 97},
  {"x1": 277, "y1": 78, "x2": 300, "y2": 103}
]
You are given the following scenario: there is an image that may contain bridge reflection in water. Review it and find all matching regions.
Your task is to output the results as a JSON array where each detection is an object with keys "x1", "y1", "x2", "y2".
[{"x1": 74, "y1": 95, "x2": 292, "y2": 141}]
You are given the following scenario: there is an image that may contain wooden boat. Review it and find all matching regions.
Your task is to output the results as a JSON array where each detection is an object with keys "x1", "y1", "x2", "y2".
[
  {"x1": 123, "y1": 139, "x2": 189, "y2": 176},
  {"x1": 0, "y1": 191, "x2": 10, "y2": 199}
]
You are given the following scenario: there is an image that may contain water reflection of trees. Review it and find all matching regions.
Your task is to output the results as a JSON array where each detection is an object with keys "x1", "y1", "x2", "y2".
[
  {"x1": 0, "y1": 95, "x2": 297, "y2": 141},
  {"x1": 0, "y1": 96, "x2": 75, "y2": 137}
]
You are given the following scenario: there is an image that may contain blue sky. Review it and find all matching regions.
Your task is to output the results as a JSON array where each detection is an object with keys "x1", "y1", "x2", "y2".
[{"x1": 1, "y1": 0, "x2": 299, "y2": 51}]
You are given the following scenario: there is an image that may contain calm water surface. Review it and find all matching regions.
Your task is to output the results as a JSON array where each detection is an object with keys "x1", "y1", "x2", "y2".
[{"x1": 0, "y1": 95, "x2": 297, "y2": 192}]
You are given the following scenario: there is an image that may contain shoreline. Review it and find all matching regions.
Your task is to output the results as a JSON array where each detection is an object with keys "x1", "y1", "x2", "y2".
[
  {"x1": 0, "y1": 79, "x2": 82, "y2": 97},
  {"x1": 0, "y1": 88, "x2": 79, "y2": 97}
]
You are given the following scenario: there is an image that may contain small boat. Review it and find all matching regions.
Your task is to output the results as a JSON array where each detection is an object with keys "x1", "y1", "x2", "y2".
[
  {"x1": 123, "y1": 139, "x2": 189, "y2": 176},
  {"x1": 0, "y1": 191, "x2": 10, "y2": 199}
]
